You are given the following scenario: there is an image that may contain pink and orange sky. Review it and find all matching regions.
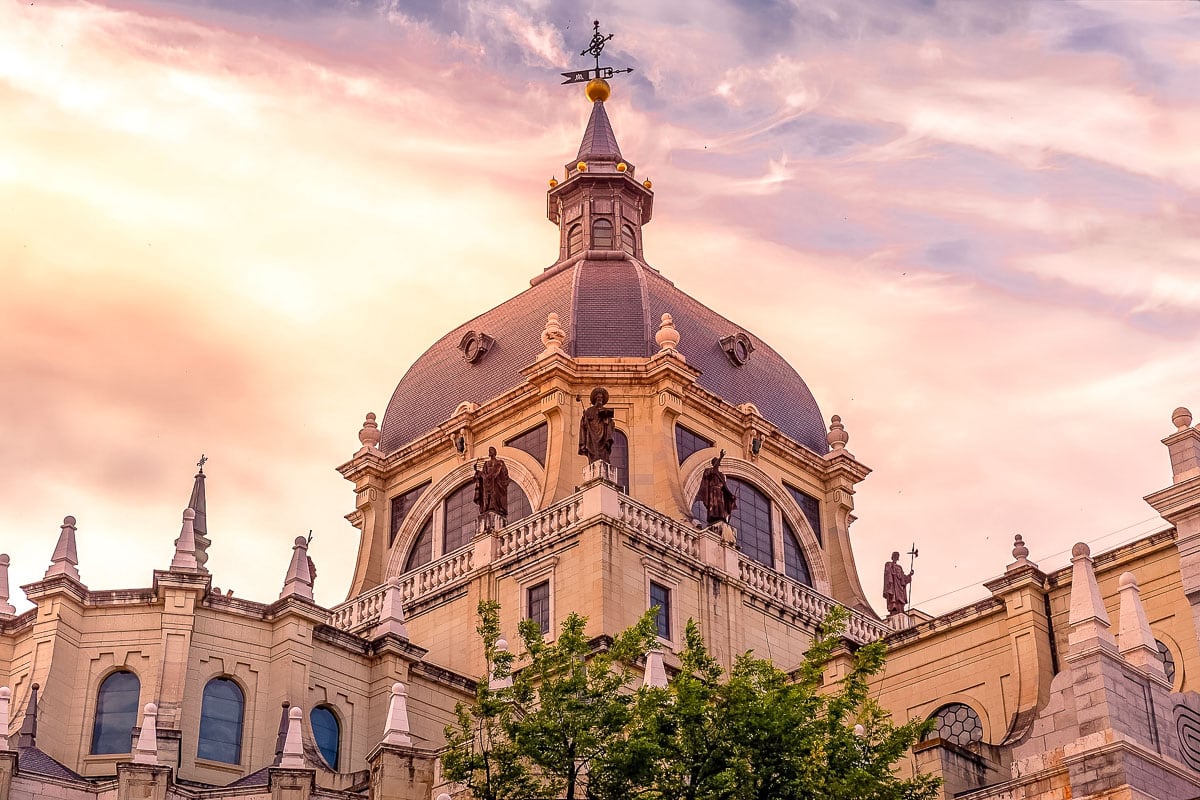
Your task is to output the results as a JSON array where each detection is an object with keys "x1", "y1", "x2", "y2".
[{"x1": 2, "y1": 0, "x2": 1198, "y2": 618}]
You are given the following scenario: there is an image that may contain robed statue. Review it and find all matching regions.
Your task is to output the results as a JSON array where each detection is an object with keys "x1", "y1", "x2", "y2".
[
  {"x1": 882, "y1": 551, "x2": 913, "y2": 615},
  {"x1": 578, "y1": 387, "x2": 615, "y2": 464},
  {"x1": 697, "y1": 449, "x2": 736, "y2": 525},
  {"x1": 474, "y1": 447, "x2": 510, "y2": 519}
]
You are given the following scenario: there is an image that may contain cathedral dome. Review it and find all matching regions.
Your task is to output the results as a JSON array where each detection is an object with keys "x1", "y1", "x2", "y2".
[
  {"x1": 380, "y1": 85, "x2": 826, "y2": 454},
  {"x1": 379, "y1": 258, "x2": 828, "y2": 454}
]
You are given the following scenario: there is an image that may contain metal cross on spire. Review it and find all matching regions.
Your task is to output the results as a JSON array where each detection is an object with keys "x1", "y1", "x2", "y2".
[
  {"x1": 196, "y1": 453, "x2": 208, "y2": 474},
  {"x1": 561, "y1": 20, "x2": 634, "y2": 86}
]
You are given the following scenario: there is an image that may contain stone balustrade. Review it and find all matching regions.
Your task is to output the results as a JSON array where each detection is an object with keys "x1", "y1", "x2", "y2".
[
  {"x1": 495, "y1": 495, "x2": 583, "y2": 558},
  {"x1": 617, "y1": 495, "x2": 700, "y2": 559},
  {"x1": 333, "y1": 483, "x2": 885, "y2": 643},
  {"x1": 737, "y1": 557, "x2": 890, "y2": 643}
]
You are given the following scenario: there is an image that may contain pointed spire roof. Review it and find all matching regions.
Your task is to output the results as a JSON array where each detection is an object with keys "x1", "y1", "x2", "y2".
[
  {"x1": 44, "y1": 517, "x2": 80, "y2": 582},
  {"x1": 189, "y1": 456, "x2": 210, "y2": 570},
  {"x1": 575, "y1": 99, "x2": 623, "y2": 163},
  {"x1": 17, "y1": 684, "x2": 37, "y2": 748}
]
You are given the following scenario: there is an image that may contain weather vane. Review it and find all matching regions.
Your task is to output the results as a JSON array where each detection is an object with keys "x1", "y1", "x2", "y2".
[
  {"x1": 196, "y1": 453, "x2": 208, "y2": 473},
  {"x1": 561, "y1": 20, "x2": 634, "y2": 86}
]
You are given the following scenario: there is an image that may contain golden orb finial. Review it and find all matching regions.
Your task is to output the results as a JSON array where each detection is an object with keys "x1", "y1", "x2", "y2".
[
  {"x1": 548, "y1": 177, "x2": 558, "y2": 188},
  {"x1": 585, "y1": 78, "x2": 611, "y2": 103}
]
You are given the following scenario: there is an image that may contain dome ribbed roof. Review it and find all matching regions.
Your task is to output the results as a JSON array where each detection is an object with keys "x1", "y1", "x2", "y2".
[{"x1": 379, "y1": 259, "x2": 828, "y2": 454}]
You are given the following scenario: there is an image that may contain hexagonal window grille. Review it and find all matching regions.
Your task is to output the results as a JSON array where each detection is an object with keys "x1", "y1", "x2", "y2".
[
  {"x1": 1156, "y1": 639, "x2": 1177, "y2": 685},
  {"x1": 925, "y1": 703, "x2": 983, "y2": 747}
]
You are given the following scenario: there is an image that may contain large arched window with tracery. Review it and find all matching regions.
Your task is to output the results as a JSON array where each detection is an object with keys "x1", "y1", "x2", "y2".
[
  {"x1": 403, "y1": 477, "x2": 535, "y2": 572},
  {"x1": 782, "y1": 519, "x2": 812, "y2": 586},
  {"x1": 198, "y1": 677, "x2": 245, "y2": 764},
  {"x1": 728, "y1": 477, "x2": 773, "y2": 568},
  {"x1": 91, "y1": 670, "x2": 140, "y2": 754}
]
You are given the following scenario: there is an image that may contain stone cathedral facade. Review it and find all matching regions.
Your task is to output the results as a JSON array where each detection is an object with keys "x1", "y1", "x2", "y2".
[{"x1": 3, "y1": 80, "x2": 1200, "y2": 800}]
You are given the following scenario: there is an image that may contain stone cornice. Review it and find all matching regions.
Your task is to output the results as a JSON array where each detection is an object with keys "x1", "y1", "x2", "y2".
[
  {"x1": 20, "y1": 573, "x2": 89, "y2": 605},
  {"x1": 1144, "y1": 475, "x2": 1200, "y2": 524},
  {"x1": 1045, "y1": 529, "x2": 1176, "y2": 587},
  {"x1": 883, "y1": 597, "x2": 1008, "y2": 648}
]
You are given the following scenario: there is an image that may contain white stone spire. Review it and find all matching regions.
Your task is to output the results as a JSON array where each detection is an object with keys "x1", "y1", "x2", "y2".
[
  {"x1": 382, "y1": 682, "x2": 413, "y2": 747},
  {"x1": 1066, "y1": 542, "x2": 1117, "y2": 654},
  {"x1": 279, "y1": 706, "x2": 305, "y2": 768},
  {"x1": 45, "y1": 516, "x2": 80, "y2": 580},
  {"x1": 279, "y1": 536, "x2": 314, "y2": 601},
  {"x1": 642, "y1": 650, "x2": 667, "y2": 689},
  {"x1": 0, "y1": 555, "x2": 15, "y2": 615},
  {"x1": 0, "y1": 687, "x2": 10, "y2": 751},
  {"x1": 1117, "y1": 571, "x2": 1168, "y2": 682},
  {"x1": 170, "y1": 508, "x2": 199, "y2": 571},
  {"x1": 132, "y1": 703, "x2": 160, "y2": 765},
  {"x1": 374, "y1": 576, "x2": 408, "y2": 638},
  {"x1": 489, "y1": 639, "x2": 513, "y2": 690}
]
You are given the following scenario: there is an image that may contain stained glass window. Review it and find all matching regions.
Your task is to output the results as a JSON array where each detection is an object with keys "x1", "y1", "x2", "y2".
[
  {"x1": 728, "y1": 478, "x2": 773, "y2": 567},
  {"x1": 310, "y1": 706, "x2": 340, "y2": 770},
  {"x1": 506, "y1": 424, "x2": 548, "y2": 466},
  {"x1": 91, "y1": 671, "x2": 140, "y2": 754},
  {"x1": 675, "y1": 424, "x2": 714, "y2": 466},
  {"x1": 784, "y1": 484, "x2": 823, "y2": 546},
  {"x1": 198, "y1": 678, "x2": 244, "y2": 764},
  {"x1": 390, "y1": 482, "x2": 430, "y2": 547}
]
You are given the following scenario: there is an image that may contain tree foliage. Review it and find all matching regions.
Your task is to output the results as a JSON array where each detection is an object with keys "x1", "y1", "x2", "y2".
[{"x1": 444, "y1": 602, "x2": 940, "y2": 800}]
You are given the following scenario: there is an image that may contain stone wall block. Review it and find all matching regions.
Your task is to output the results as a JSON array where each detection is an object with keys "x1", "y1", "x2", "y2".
[
  {"x1": 367, "y1": 744, "x2": 435, "y2": 800},
  {"x1": 116, "y1": 762, "x2": 171, "y2": 800}
]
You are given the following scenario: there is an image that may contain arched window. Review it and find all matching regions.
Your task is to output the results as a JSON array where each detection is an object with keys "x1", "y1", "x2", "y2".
[
  {"x1": 91, "y1": 671, "x2": 140, "y2": 754},
  {"x1": 567, "y1": 224, "x2": 583, "y2": 256},
  {"x1": 198, "y1": 677, "x2": 245, "y2": 764},
  {"x1": 728, "y1": 478, "x2": 773, "y2": 567},
  {"x1": 621, "y1": 224, "x2": 636, "y2": 256},
  {"x1": 610, "y1": 429, "x2": 629, "y2": 492},
  {"x1": 403, "y1": 518, "x2": 433, "y2": 573},
  {"x1": 592, "y1": 218, "x2": 614, "y2": 249},
  {"x1": 442, "y1": 481, "x2": 477, "y2": 554},
  {"x1": 507, "y1": 481, "x2": 533, "y2": 522},
  {"x1": 310, "y1": 706, "x2": 340, "y2": 770},
  {"x1": 782, "y1": 519, "x2": 811, "y2": 586},
  {"x1": 925, "y1": 703, "x2": 983, "y2": 747}
]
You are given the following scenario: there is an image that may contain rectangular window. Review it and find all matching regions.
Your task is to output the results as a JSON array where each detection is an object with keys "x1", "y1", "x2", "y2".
[
  {"x1": 649, "y1": 582, "x2": 671, "y2": 640},
  {"x1": 527, "y1": 580, "x2": 551, "y2": 634}
]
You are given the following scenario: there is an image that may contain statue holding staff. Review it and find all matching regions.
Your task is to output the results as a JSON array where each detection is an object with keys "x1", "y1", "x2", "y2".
[
  {"x1": 578, "y1": 387, "x2": 615, "y2": 464},
  {"x1": 473, "y1": 447, "x2": 510, "y2": 519},
  {"x1": 696, "y1": 449, "x2": 736, "y2": 525}
]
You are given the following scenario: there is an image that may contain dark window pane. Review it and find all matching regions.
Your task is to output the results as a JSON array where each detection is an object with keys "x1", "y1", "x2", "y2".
[
  {"x1": 198, "y1": 678, "x2": 244, "y2": 764},
  {"x1": 728, "y1": 478, "x2": 773, "y2": 567},
  {"x1": 610, "y1": 430, "x2": 629, "y2": 492},
  {"x1": 782, "y1": 519, "x2": 811, "y2": 586},
  {"x1": 674, "y1": 424, "x2": 713, "y2": 466},
  {"x1": 649, "y1": 582, "x2": 671, "y2": 639},
  {"x1": 621, "y1": 224, "x2": 636, "y2": 256},
  {"x1": 310, "y1": 706, "x2": 340, "y2": 770},
  {"x1": 507, "y1": 482, "x2": 533, "y2": 523},
  {"x1": 505, "y1": 424, "x2": 548, "y2": 466},
  {"x1": 568, "y1": 224, "x2": 583, "y2": 255},
  {"x1": 404, "y1": 519, "x2": 433, "y2": 573},
  {"x1": 390, "y1": 482, "x2": 430, "y2": 547},
  {"x1": 593, "y1": 218, "x2": 614, "y2": 249},
  {"x1": 443, "y1": 481, "x2": 477, "y2": 553},
  {"x1": 527, "y1": 580, "x2": 550, "y2": 634},
  {"x1": 784, "y1": 484, "x2": 822, "y2": 546},
  {"x1": 91, "y1": 671, "x2": 140, "y2": 754}
]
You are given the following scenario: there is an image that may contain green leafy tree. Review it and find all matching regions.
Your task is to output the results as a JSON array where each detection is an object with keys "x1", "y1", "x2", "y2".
[
  {"x1": 446, "y1": 602, "x2": 939, "y2": 800},
  {"x1": 508, "y1": 609, "x2": 660, "y2": 800},
  {"x1": 594, "y1": 607, "x2": 940, "y2": 800},
  {"x1": 442, "y1": 600, "x2": 543, "y2": 800}
]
